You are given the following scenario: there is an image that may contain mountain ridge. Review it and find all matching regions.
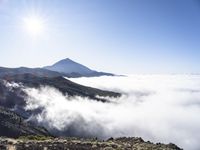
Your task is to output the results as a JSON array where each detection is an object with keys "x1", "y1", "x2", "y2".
[
  {"x1": 44, "y1": 58, "x2": 114, "y2": 77},
  {"x1": 0, "y1": 67, "x2": 63, "y2": 78},
  {"x1": 0, "y1": 58, "x2": 114, "y2": 78}
]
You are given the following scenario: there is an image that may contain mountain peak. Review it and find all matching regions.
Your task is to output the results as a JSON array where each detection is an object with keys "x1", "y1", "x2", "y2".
[
  {"x1": 57, "y1": 58, "x2": 75, "y2": 64},
  {"x1": 44, "y1": 58, "x2": 114, "y2": 77},
  {"x1": 44, "y1": 58, "x2": 93, "y2": 75},
  {"x1": 63, "y1": 58, "x2": 73, "y2": 62}
]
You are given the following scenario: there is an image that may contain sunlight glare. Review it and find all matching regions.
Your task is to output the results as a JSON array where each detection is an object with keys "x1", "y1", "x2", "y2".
[{"x1": 23, "y1": 16, "x2": 45, "y2": 36}]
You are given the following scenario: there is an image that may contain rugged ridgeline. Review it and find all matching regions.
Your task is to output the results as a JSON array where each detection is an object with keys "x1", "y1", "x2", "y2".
[
  {"x1": 0, "y1": 137, "x2": 182, "y2": 150},
  {"x1": 0, "y1": 74, "x2": 120, "y2": 108}
]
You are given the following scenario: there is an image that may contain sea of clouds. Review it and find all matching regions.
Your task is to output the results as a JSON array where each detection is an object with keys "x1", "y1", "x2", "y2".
[{"x1": 22, "y1": 75, "x2": 200, "y2": 150}]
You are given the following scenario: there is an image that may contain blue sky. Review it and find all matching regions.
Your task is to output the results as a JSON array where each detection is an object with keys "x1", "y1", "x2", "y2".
[{"x1": 0, "y1": 0, "x2": 200, "y2": 74}]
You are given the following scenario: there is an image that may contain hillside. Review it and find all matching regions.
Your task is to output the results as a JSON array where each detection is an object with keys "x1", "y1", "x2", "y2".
[
  {"x1": 0, "y1": 73, "x2": 120, "y2": 118},
  {"x1": 0, "y1": 137, "x2": 182, "y2": 150},
  {"x1": 1, "y1": 73, "x2": 120, "y2": 102},
  {"x1": 0, "y1": 67, "x2": 63, "y2": 78},
  {"x1": 0, "y1": 106, "x2": 50, "y2": 138}
]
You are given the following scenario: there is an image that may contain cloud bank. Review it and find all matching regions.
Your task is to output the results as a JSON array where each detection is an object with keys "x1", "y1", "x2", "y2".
[{"x1": 22, "y1": 75, "x2": 200, "y2": 150}]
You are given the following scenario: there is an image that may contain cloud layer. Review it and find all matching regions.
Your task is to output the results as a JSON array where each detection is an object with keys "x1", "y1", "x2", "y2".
[{"x1": 23, "y1": 75, "x2": 200, "y2": 150}]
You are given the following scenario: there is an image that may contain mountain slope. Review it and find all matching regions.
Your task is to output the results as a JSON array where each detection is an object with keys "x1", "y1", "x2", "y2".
[
  {"x1": 0, "y1": 137, "x2": 182, "y2": 150},
  {"x1": 0, "y1": 74, "x2": 120, "y2": 118},
  {"x1": 44, "y1": 58, "x2": 114, "y2": 77},
  {"x1": 2, "y1": 73, "x2": 120, "y2": 100},
  {"x1": 0, "y1": 67, "x2": 63, "y2": 78},
  {"x1": 0, "y1": 106, "x2": 50, "y2": 138},
  {"x1": 0, "y1": 74, "x2": 120, "y2": 137}
]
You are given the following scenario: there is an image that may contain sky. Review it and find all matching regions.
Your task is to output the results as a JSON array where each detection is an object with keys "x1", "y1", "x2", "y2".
[{"x1": 0, "y1": 0, "x2": 200, "y2": 74}]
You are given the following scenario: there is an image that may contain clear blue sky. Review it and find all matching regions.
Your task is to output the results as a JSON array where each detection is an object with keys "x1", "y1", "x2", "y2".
[{"x1": 0, "y1": 0, "x2": 200, "y2": 74}]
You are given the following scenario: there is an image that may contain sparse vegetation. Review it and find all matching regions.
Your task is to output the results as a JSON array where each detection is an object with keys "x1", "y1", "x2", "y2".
[
  {"x1": 18, "y1": 135, "x2": 53, "y2": 141},
  {"x1": 0, "y1": 137, "x2": 182, "y2": 150}
]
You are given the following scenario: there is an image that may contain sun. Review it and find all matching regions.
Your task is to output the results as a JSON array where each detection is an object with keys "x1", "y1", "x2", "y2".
[{"x1": 23, "y1": 16, "x2": 45, "y2": 36}]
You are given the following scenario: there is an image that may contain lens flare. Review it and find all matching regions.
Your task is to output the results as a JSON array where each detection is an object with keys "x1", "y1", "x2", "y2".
[{"x1": 23, "y1": 16, "x2": 45, "y2": 36}]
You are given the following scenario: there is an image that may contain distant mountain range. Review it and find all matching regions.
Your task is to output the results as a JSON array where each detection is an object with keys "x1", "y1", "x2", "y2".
[{"x1": 0, "y1": 58, "x2": 114, "y2": 78}]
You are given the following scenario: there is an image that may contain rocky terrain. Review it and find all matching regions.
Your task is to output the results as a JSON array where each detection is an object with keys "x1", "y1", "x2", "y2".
[
  {"x1": 0, "y1": 106, "x2": 50, "y2": 138},
  {"x1": 0, "y1": 137, "x2": 182, "y2": 150}
]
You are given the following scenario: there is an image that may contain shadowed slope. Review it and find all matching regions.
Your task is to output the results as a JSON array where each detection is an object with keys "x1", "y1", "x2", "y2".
[{"x1": 0, "y1": 106, "x2": 50, "y2": 138}]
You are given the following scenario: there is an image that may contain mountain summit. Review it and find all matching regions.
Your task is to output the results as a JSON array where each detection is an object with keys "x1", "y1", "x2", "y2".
[
  {"x1": 44, "y1": 58, "x2": 114, "y2": 77},
  {"x1": 44, "y1": 58, "x2": 93, "y2": 74}
]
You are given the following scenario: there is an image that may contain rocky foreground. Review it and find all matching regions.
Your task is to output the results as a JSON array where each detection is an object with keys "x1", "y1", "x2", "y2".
[{"x1": 0, "y1": 137, "x2": 182, "y2": 150}]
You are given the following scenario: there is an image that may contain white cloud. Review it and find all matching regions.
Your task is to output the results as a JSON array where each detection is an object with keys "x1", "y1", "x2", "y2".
[{"x1": 23, "y1": 75, "x2": 200, "y2": 150}]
